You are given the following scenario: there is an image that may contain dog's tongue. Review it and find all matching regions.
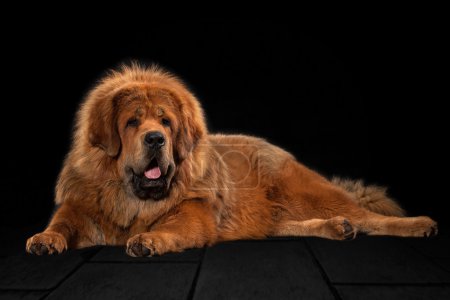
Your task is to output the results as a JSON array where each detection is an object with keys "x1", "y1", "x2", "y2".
[{"x1": 144, "y1": 166, "x2": 161, "y2": 179}]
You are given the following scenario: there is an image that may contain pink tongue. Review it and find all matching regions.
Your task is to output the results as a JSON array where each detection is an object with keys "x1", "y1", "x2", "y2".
[{"x1": 144, "y1": 166, "x2": 161, "y2": 179}]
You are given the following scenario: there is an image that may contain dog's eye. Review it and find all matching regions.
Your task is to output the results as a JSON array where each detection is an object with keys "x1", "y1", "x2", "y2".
[
  {"x1": 126, "y1": 118, "x2": 139, "y2": 128},
  {"x1": 162, "y1": 118, "x2": 171, "y2": 127}
]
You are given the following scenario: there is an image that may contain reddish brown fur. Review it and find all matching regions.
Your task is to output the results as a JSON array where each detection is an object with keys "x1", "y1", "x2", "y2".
[{"x1": 26, "y1": 64, "x2": 437, "y2": 256}]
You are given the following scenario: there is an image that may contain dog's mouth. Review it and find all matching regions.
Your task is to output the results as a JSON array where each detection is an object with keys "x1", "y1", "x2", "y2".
[
  {"x1": 131, "y1": 158, "x2": 173, "y2": 200},
  {"x1": 144, "y1": 158, "x2": 163, "y2": 180}
]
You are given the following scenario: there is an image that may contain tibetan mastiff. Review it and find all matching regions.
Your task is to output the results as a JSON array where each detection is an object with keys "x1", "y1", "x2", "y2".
[{"x1": 27, "y1": 64, "x2": 437, "y2": 256}]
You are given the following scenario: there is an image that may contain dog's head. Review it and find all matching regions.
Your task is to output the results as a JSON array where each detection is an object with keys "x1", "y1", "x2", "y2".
[{"x1": 84, "y1": 65, "x2": 206, "y2": 200}]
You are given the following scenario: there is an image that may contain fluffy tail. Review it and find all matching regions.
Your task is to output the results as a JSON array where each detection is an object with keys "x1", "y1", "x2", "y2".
[{"x1": 332, "y1": 177, "x2": 405, "y2": 217}]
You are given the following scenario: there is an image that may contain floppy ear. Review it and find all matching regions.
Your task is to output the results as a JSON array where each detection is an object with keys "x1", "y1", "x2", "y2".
[
  {"x1": 88, "y1": 99, "x2": 121, "y2": 157},
  {"x1": 175, "y1": 97, "x2": 206, "y2": 161}
]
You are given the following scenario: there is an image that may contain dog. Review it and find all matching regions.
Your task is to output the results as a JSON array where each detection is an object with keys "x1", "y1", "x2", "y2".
[{"x1": 26, "y1": 64, "x2": 437, "y2": 256}]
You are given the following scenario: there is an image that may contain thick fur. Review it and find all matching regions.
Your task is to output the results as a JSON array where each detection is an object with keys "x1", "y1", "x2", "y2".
[
  {"x1": 331, "y1": 177, "x2": 405, "y2": 217},
  {"x1": 27, "y1": 64, "x2": 437, "y2": 256}
]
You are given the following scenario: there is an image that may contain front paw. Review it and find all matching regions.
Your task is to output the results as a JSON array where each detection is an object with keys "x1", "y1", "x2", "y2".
[
  {"x1": 26, "y1": 231, "x2": 68, "y2": 255},
  {"x1": 126, "y1": 233, "x2": 170, "y2": 257}
]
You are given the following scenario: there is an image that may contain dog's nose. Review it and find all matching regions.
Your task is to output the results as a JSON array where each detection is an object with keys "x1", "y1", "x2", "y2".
[{"x1": 144, "y1": 131, "x2": 165, "y2": 149}]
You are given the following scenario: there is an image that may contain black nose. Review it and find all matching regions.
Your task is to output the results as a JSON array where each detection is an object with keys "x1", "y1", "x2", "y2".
[{"x1": 144, "y1": 131, "x2": 165, "y2": 149}]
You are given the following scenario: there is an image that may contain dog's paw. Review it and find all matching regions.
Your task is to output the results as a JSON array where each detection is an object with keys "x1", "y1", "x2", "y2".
[
  {"x1": 410, "y1": 216, "x2": 438, "y2": 237},
  {"x1": 126, "y1": 233, "x2": 171, "y2": 257},
  {"x1": 326, "y1": 216, "x2": 357, "y2": 240},
  {"x1": 26, "y1": 231, "x2": 67, "y2": 255}
]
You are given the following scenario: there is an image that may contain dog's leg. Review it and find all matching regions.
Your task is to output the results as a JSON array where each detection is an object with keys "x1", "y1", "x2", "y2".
[
  {"x1": 273, "y1": 214, "x2": 437, "y2": 239},
  {"x1": 26, "y1": 203, "x2": 100, "y2": 255},
  {"x1": 353, "y1": 212, "x2": 438, "y2": 237},
  {"x1": 274, "y1": 159, "x2": 438, "y2": 239},
  {"x1": 273, "y1": 216, "x2": 357, "y2": 240},
  {"x1": 126, "y1": 199, "x2": 218, "y2": 257}
]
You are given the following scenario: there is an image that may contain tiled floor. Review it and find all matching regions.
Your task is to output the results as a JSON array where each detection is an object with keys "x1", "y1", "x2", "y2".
[{"x1": 1, "y1": 227, "x2": 450, "y2": 300}]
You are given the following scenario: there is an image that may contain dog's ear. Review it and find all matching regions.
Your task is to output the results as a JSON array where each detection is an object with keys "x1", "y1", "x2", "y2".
[
  {"x1": 175, "y1": 94, "x2": 206, "y2": 161},
  {"x1": 88, "y1": 99, "x2": 121, "y2": 157}
]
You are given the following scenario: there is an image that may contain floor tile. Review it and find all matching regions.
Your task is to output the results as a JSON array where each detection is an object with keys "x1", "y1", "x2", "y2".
[
  {"x1": 91, "y1": 246, "x2": 202, "y2": 262},
  {"x1": 193, "y1": 240, "x2": 334, "y2": 300},
  {"x1": 306, "y1": 236, "x2": 450, "y2": 284},
  {"x1": 336, "y1": 285, "x2": 450, "y2": 300},
  {"x1": 402, "y1": 235, "x2": 450, "y2": 258},
  {"x1": 46, "y1": 263, "x2": 197, "y2": 300},
  {"x1": 0, "y1": 248, "x2": 96, "y2": 290},
  {"x1": 434, "y1": 258, "x2": 450, "y2": 273},
  {"x1": 0, "y1": 290, "x2": 48, "y2": 300}
]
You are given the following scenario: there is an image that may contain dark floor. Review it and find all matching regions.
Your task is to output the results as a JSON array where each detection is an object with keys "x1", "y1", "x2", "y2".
[{"x1": 1, "y1": 224, "x2": 450, "y2": 300}]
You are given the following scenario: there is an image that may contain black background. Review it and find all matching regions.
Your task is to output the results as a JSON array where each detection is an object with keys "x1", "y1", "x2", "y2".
[{"x1": 1, "y1": 20, "x2": 447, "y2": 231}]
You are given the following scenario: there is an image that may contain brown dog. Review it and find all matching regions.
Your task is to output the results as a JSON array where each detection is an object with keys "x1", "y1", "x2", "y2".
[{"x1": 26, "y1": 64, "x2": 437, "y2": 256}]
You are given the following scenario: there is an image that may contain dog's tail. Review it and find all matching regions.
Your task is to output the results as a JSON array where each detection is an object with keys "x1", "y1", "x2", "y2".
[{"x1": 332, "y1": 177, "x2": 405, "y2": 217}]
